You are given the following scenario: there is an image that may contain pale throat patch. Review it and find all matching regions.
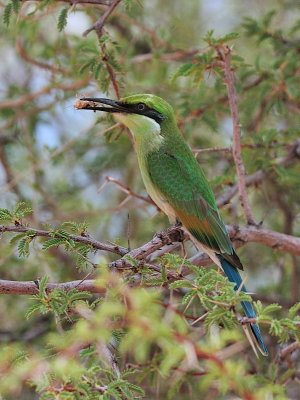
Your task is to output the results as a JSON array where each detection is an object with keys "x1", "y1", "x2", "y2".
[{"x1": 114, "y1": 113, "x2": 163, "y2": 151}]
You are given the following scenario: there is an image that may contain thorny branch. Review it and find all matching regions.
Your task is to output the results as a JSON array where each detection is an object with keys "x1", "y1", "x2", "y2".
[
  {"x1": 0, "y1": 279, "x2": 106, "y2": 295},
  {"x1": 99, "y1": 176, "x2": 159, "y2": 210},
  {"x1": 217, "y1": 138, "x2": 300, "y2": 207},
  {"x1": 1, "y1": 222, "x2": 300, "y2": 295},
  {"x1": 279, "y1": 341, "x2": 300, "y2": 360},
  {"x1": 100, "y1": 39, "x2": 121, "y2": 98},
  {"x1": 16, "y1": 38, "x2": 67, "y2": 74},
  {"x1": 193, "y1": 141, "x2": 290, "y2": 156},
  {"x1": 0, "y1": 225, "x2": 128, "y2": 256},
  {"x1": 21, "y1": 0, "x2": 113, "y2": 5},
  {"x1": 80, "y1": 0, "x2": 122, "y2": 97},
  {"x1": 0, "y1": 79, "x2": 89, "y2": 110},
  {"x1": 218, "y1": 45, "x2": 256, "y2": 225},
  {"x1": 83, "y1": 0, "x2": 122, "y2": 37}
]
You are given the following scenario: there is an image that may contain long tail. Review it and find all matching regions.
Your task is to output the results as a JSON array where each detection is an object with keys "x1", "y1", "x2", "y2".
[{"x1": 218, "y1": 255, "x2": 268, "y2": 356}]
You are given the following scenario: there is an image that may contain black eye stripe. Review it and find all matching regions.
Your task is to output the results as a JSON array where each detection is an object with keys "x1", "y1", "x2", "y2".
[{"x1": 119, "y1": 102, "x2": 164, "y2": 124}]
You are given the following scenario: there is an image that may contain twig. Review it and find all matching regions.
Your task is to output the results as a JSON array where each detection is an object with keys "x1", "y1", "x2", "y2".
[
  {"x1": 0, "y1": 78, "x2": 89, "y2": 110},
  {"x1": 193, "y1": 142, "x2": 289, "y2": 156},
  {"x1": 218, "y1": 45, "x2": 256, "y2": 225},
  {"x1": 1, "y1": 222, "x2": 300, "y2": 296},
  {"x1": 188, "y1": 223, "x2": 300, "y2": 266},
  {"x1": 131, "y1": 48, "x2": 200, "y2": 64},
  {"x1": 100, "y1": 41, "x2": 120, "y2": 98},
  {"x1": 1, "y1": 221, "x2": 300, "y2": 275},
  {"x1": 217, "y1": 138, "x2": 300, "y2": 208},
  {"x1": 0, "y1": 279, "x2": 106, "y2": 295},
  {"x1": 100, "y1": 176, "x2": 158, "y2": 209},
  {"x1": 1, "y1": 221, "x2": 300, "y2": 264},
  {"x1": 217, "y1": 341, "x2": 249, "y2": 360},
  {"x1": 21, "y1": 0, "x2": 113, "y2": 4},
  {"x1": 239, "y1": 316, "x2": 300, "y2": 327},
  {"x1": 279, "y1": 341, "x2": 300, "y2": 360},
  {"x1": 110, "y1": 226, "x2": 186, "y2": 269},
  {"x1": 83, "y1": 0, "x2": 122, "y2": 37},
  {"x1": 0, "y1": 225, "x2": 128, "y2": 256},
  {"x1": 69, "y1": 0, "x2": 112, "y2": 4},
  {"x1": 184, "y1": 75, "x2": 266, "y2": 126},
  {"x1": 16, "y1": 38, "x2": 67, "y2": 74},
  {"x1": 227, "y1": 224, "x2": 300, "y2": 256}
]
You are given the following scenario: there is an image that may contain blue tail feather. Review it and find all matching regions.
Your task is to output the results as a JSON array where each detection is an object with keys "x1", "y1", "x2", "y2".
[{"x1": 218, "y1": 255, "x2": 268, "y2": 356}]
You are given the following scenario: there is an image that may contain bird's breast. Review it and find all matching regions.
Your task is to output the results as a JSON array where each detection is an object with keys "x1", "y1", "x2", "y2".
[{"x1": 136, "y1": 150, "x2": 176, "y2": 220}]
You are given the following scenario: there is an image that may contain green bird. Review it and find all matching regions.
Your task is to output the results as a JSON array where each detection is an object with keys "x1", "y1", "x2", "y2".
[{"x1": 77, "y1": 94, "x2": 268, "y2": 356}]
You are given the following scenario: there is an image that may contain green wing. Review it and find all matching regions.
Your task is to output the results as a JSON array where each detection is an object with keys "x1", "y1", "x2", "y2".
[{"x1": 146, "y1": 147, "x2": 242, "y2": 269}]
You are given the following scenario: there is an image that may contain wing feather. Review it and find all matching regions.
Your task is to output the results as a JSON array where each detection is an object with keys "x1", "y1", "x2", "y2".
[{"x1": 146, "y1": 147, "x2": 242, "y2": 268}]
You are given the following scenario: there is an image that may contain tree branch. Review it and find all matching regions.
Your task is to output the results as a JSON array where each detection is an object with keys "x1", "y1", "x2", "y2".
[
  {"x1": 0, "y1": 78, "x2": 89, "y2": 110},
  {"x1": 218, "y1": 45, "x2": 256, "y2": 225},
  {"x1": 21, "y1": 0, "x2": 113, "y2": 5},
  {"x1": 82, "y1": 0, "x2": 122, "y2": 37},
  {"x1": 193, "y1": 141, "x2": 289, "y2": 156},
  {"x1": 110, "y1": 226, "x2": 186, "y2": 269},
  {"x1": 100, "y1": 40, "x2": 121, "y2": 98},
  {"x1": 0, "y1": 225, "x2": 128, "y2": 256},
  {"x1": 217, "y1": 138, "x2": 300, "y2": 208},
  {"x1": 1, "y1": 222, "x2": 299, "y2": 295},
  {"x1": 227, "y1": 224, "x2": 300, "y2": 256},
  {"x1": 0, "y1": 279, "x2": 106, "y2": 295},
  {"x1": 279, "y1": 341, "x2": 300, "y2": 360},
  {"x1": 16, "y1": 38, "x2": 67, "y2": 74},
  {"x1": 100, "y1": 176, "x2": 159, "y2": 210}
]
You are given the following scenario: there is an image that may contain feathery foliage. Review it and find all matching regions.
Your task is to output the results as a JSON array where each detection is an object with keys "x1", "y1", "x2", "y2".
[{"x1": 0, "y1": 1, "x2": 300, "y2": 399}]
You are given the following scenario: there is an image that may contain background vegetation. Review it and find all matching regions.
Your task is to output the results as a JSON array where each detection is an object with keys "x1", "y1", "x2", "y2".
[{"x1": 0, "y1": 0, "x2": 300, "y2": 398}]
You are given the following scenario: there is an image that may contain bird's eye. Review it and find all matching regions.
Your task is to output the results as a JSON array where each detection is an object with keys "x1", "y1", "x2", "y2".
[{"x1": 137, "y1": 103, "x2": 146, "y2": 111}]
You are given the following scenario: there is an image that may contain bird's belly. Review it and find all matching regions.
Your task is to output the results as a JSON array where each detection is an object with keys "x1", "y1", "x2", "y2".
[
  {"x1": 144, "y1": 176, "x2": 176, "y2": 219},
  {"x1": 137, "y1": 155, "x2": 176, "y2": 220}
]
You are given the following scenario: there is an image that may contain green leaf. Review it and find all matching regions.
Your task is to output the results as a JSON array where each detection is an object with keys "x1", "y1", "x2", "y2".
[
  {"x1": 10, "y1": 232, "x2": 27, "y2": 246},
  {"x1": 3, "y1": 3, "x2": 12, "y2": 26},
  {"x1": 203, "y1": 30, "x2": 239, "y2": 45},
  {"x1": 181, "y1": 291, "x2": 195, "y2": 305},
  {"x1": 106, "y1": 387, "x2": 122, "y2": 400},
  {"x1": 79, "y1": 58, "x2": 97, "y2": 75},
  {"x1": 68, "y1": 290, "x2": 91, "y2": 302},
  {"x1": 25, "y1": 303, "x2": 44, "y2": 319},
  {"x1": 123, "y1": 0, "x2": 136, "y2": 12},
  {"x1": 17, "y1": 237, "x2": 31, "y2": 257},
  {"x1": 94, "y1": 62, "x2": 104, "y2": 80},
  {"x1": 171, "y1": 63, "x2": 195, "y2": 82},
  {"x1": 38, "y1": 276, "x2": 49, "y2": 296},
  {"x1": 169, "y1": 280, "x2": 194, "y2": 289},
  {"x1": 0, "y1": 208, "x2": 13, "y2": 224},
  {"x1": 142, "y1": 276, "x2": 165, "y2": 286},
  {"x1": 123, "y1": 255, "x2": 138, "y2": 267},
  {"x1": 288, "y1": 302, "x2": 300, "y2": 319},
  {"x1": 11, "y1": 0, "x2": 21, "y2": 14},
  {"x1": 61, "y1": 221, "x2": 88, "y2": 234},
  {"x1": 42, "y1": 237, "x2": 66, "y2": 250},
  {"x1": 205, "y1": 307, "x2": 235, "y2": 330},
  {"x1": 14, "y1": 202, "x2": 33, "y2": 219},
  {"x1": 269, "y1": 319, "x2": 283, "y2": 336},
  {"x1": 217, "y1": 32, "x2": 240, "y2": 44},
  {"x1": 57, "y1": 7, "x2": 68, "y2": 32},
  {"x1": 258, "y1": 303, "x2": 282, "y2": 318}
]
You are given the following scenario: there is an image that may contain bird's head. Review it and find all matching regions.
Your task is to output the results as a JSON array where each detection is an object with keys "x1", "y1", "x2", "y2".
[{"x1": 78, "y1": 94, "x2": 176, "y2": 145}]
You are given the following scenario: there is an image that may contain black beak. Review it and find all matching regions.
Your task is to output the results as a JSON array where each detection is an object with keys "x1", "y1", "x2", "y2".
[
  {"x1": 76, "y1": 96, "x2": 165, "y2": 124},
  {"x1": 78, "y1": 97, "x2": 130, "y2": 113}
]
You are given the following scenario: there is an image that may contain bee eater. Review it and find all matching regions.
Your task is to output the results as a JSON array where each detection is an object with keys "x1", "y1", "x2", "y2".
[{"x1": 76, "y1": 94, "x2": 268, "y2": 356}]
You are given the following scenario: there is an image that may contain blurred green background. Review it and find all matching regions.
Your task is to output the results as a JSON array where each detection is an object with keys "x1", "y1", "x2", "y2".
[{"x1": 0, "y1": 0, "x2": 299, "y2": 398}]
